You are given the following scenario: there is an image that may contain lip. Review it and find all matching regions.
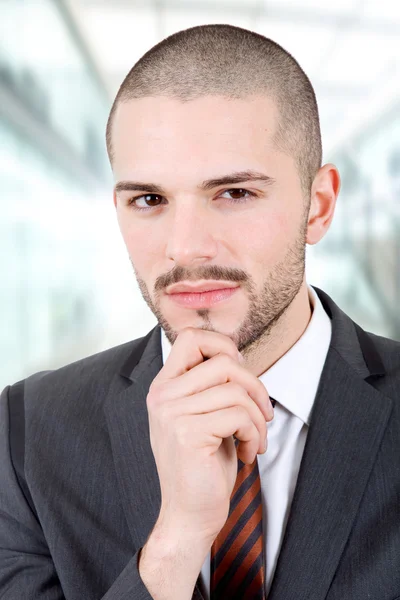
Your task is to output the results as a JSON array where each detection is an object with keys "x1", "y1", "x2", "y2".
[
  {"x1": 167, "y1": 286, "x2": 239, "y2": 308},
  {"x1": 166, "y1": 281, "x2": 239, "y2": 294}
]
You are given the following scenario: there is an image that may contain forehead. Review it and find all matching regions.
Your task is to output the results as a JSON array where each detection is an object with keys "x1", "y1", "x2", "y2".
[{"x1": 111, "y1": 95, "x2": 281, "y2": 176}]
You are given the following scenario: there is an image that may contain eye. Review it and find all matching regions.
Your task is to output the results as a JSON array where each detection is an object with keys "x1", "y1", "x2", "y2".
[
  {"x1": 127, "y1": 194, "x2": 165, "y2": 210},
  {"x1": 220, "y1": 189, "x2": 257, "y2": 203},
  {"x1": 126, "y1": 188, "x2": 257, "y2": 211}
]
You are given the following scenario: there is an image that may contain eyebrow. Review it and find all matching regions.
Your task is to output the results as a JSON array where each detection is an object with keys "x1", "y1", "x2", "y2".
[{"x1": 114, "y1": 170, "x2": 275, "y2": 195}]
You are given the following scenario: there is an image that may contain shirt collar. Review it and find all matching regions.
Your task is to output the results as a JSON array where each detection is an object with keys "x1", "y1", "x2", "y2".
[
  {"x1": 160, "y1": 284, "x2": 332, "y2": 426},
  {"x1": 259, "y1": 284, "x2": 332, "y2": 425}
]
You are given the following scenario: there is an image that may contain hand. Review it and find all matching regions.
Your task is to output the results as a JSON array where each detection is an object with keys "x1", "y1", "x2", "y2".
[{"x1": 146, "y1": 327, "x2": 274, "y2": 544}]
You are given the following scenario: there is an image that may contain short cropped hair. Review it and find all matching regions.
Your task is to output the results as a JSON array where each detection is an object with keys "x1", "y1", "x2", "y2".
[{"x1": 106, "y1": 24, "x2": 322, "y2": 195}]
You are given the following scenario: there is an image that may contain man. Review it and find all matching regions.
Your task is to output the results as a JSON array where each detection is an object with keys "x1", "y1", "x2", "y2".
[{"x1": 1, "y1": 23, "x2": 399, "y2": 600}]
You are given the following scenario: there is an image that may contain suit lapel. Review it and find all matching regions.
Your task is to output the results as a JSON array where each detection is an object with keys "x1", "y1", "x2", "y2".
[
  {"x1": 103, "y1": 325, "x2": 163, "y2": 547},
  {"x1": 103, "y1": 325, "x2": 205, "y2": 599},
  {"x1": 267, "y1": 287, "x2": 393, "y2": 600}
]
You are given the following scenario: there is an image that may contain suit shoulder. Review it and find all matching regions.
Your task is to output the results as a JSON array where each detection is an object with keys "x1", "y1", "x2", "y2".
[
  {"x1": 5, "y1": 328, "x2": 157, "y2": 407},
  {"x1": 363, "y1": 330, "x2": 400, "y2": 402},
  {"x1": 366, "y1": 329, "x2": 400, "y2": 367}
]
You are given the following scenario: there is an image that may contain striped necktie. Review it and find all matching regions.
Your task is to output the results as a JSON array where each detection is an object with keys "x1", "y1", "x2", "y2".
[{"x1": 210, "y1": 397, "x2": 276, "y2": 600}]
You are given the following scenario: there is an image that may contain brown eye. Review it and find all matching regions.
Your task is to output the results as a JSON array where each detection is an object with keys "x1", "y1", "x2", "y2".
[
  {"x1": 220, "y1": 189, "x2": 256, "y2": 204},
  {"x1": 129, "y1": 194, "x2": 165, "y2": 210},
  {"x1": 226, "y1": 189, "x2": 248, "y2": 199}
]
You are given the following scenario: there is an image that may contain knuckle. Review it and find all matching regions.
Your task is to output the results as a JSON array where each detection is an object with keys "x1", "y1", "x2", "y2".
[
  {"x1": 217, "y1": 353, "x2": 236, "y2": 370},
  {"x1": 256, "y1": 407, "x2": 267, "y2": 429},
  {"x1": 147, "y1": 382, "x2": 168, "y2": 408},
  {"x1": 234, "y1": 404, "x2": 248, "y2": 419},
  {"x1": 147, "y1": 381, "x2": 158, "y2": 400},
  {"x1": 156, "y1": 401, "x2": 171, "y2": 423},
  {"x1": 225, "y1": 340, "x2": 240, "y2": 360},
  {"x1": 147, "y1": 385, "x2": 160, "y2": 406},
  {"x1": 257, "y1": 378, "x2": 267, "y2": 396},
  {"x1": 261, "y1": 419, "x2": 268, "y2": 438},
  {"x1": 225, "y1": 381, "x2": 244, "y2": 396},
  {"x1": 229, "y1": 340, "x2": 240, "y2": 356},
  {"x1": 146, "y1": 390, "x2": 156, "y2": 410}
]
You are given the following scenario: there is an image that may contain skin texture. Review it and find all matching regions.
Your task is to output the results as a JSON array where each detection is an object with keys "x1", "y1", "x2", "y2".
[{"x1": 111, "y1": 93, "x2": 340, "y2": 377}]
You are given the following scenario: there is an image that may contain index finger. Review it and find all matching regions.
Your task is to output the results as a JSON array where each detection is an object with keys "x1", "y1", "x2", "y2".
[{"x1": 156, "y1": 327, "x2": 241, "y2": 382}]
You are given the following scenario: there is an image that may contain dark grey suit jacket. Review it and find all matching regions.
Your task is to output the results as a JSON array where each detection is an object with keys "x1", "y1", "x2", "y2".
[{"x1": 1, "y1": 285, "x2": 400, "y2": 600}]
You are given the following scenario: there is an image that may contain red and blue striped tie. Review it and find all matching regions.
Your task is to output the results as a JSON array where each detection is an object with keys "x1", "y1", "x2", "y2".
[{"x1": 210, "y1": 398, "x2": 276, "y2": 599}]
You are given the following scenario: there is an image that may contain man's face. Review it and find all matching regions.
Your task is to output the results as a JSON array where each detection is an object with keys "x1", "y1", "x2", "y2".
[{"x1": 112, "y1": 94, "x2": 310, "y2": 352}]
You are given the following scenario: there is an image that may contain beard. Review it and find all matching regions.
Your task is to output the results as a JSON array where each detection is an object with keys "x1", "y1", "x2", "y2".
[{"x1": 131, "y1": 210, "x2": 308, "y2": 358}]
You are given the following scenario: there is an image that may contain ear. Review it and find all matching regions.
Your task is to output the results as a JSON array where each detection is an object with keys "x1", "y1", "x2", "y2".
[
  {"x1": 306, "y1": 163, "x2": 341, "y2": 245},
  {"x1": 113, "y1": 189, "x2": 117, "y2": 209}
]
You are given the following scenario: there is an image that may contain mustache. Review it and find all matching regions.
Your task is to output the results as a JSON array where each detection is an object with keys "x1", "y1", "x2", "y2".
[{"x1": 154, "y1": 265, "x2": 248, "y2": 292}]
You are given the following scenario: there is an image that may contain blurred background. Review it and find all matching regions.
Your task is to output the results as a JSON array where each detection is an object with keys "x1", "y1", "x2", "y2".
[{"x1": 1, "y1": 0, "x2": 400, "y2": 390}]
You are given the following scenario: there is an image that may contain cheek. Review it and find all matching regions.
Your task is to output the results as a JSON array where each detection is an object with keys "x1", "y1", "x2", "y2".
[
  {"x1": 118, "y1": 215, "x2": 163, "y2": 269},
  {"x1": 235, "y1": 209, "x2": 293, "y2": 261}
]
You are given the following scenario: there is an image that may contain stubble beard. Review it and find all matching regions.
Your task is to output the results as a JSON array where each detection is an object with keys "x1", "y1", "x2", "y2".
[{"x1": 131, "y1": 212, "x2": 308, "y2": 356}]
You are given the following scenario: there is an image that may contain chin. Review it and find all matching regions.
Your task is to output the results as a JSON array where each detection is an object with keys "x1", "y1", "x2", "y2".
[{"x1": 169, "y1": 311, "x2": 240, "y2": 332}]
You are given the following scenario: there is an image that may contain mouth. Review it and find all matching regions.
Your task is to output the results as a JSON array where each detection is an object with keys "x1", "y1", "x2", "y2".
[{"x1": 166, "y1": 286, "x2": 240, "y2": 308}]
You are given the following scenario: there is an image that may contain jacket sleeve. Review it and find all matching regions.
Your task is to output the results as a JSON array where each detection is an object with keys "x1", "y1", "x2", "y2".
[
  {"x1": 0, "y1": 383, "x2": 64, "y2": 599},
  {"x1": 0, "y1": 383, "x2": 204, "y2": 600}
]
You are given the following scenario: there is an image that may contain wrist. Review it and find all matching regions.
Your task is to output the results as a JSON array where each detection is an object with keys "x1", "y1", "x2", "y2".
[
  {"x1": 138, "y1": 522, "x2": 212, "y2": 600},
  {"x1": 144, "y1": 519, "x2": 212, "y2": 562}
]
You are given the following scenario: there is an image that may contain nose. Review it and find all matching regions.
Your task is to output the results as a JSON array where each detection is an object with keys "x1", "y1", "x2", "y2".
[{"x1": 165, "y1": 202, "x2": 218, "y2": 267}]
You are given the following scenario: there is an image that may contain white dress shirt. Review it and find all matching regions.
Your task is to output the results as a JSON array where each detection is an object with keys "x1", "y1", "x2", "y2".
[{"x1": 160, "y1": 283, "x2": 332, "y2": 597}]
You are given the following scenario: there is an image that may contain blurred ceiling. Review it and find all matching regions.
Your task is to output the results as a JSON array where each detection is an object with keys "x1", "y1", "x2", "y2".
[{"x1": 66, "y1": 0, "x2": 400, "y2": 156}]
